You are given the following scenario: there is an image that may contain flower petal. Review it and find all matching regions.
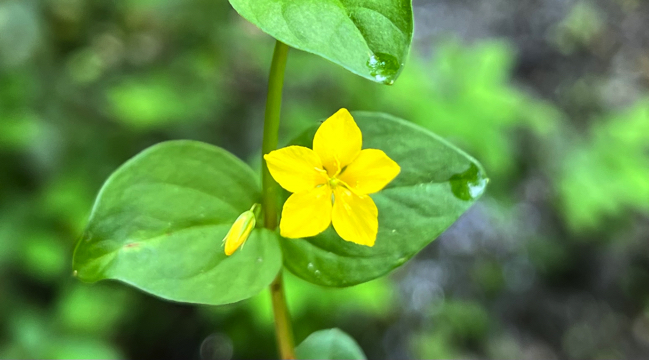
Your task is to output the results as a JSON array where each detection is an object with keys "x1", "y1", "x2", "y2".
[
  {"x1": 338, "y1": 149, "x2": 401, "y2": 195},
  {"x1": 331, "y1": 187, "x2": 378, "y2": 247},
  {"x1": 313, "y1": 108, "x2": 362, "y2": 176},
  {"x1": 264, "y1": 146, "x2": 327, "y2": 193},
  {"x1": 280, "y1": 185, "x2": 332, "y2": 239}
]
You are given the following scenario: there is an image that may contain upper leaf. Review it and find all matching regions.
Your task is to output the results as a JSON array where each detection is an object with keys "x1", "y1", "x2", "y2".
[
  {"x1": 296, "y1": 328, "x2": 367, "y2": 360},
  {"x1": 228, "y1": 0, "x2": 413, "y2": 84},
  {"x1": 281, "y1": 112, "x2": 488, "y2": 287},
  {"x1": 73, "y1": 140, "x2": 282, "y2": 305}
]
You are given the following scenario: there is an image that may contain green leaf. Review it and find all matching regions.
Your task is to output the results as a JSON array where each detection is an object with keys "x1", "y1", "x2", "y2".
[
  {"x1": 296, "y1": 328, "x2": 366, "y2": 360},
  {"x1": 73, "y1": 140, "x2": 282, "y2": 305},
  {"x1": 281, "y1": 112, "x2": 487, "y2": 286},
  {"x1": 228, "y1": 0, "x2": 413, "y2": 84}
]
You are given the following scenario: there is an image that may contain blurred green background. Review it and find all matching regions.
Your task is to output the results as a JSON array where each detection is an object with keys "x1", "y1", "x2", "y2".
[{"x1": 1, "y1": 0, "x2": 649, "y2": 359}]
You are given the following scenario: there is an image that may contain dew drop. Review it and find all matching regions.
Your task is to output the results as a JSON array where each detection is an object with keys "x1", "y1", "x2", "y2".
[
  {"x1": 366, "y1": 52, "x2": 401, "y2": 85},
  {"x1": 307, "y1": 263, "x2": 315, "y2": 271},
  {"x1": 449, "y1": 163, "x2": 488, "y2": 201},
  {"x1": 257, "y1": 257, "x2": 263, "y2": 263},
  {"x1": 314, "y1": 270, "x2": 321, "y2": 277}
]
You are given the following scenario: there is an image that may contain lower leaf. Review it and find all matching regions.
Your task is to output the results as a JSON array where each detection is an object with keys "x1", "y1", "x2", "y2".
[
  {"x1": 296, "y1": 328, "x2": 366, "y2": 360},
  {"x1": 73, "y1": 140, "x2": 282, "y2": 305}
]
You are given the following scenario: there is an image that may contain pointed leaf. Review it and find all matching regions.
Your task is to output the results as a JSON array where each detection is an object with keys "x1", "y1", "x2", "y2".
[
  {"x1": 281, "y1": 112, "x2": 488, "y2": 286},
  {"x1": 73, "y1": 140, "x2": 282, "y2": 305},
  {"x1": 228, "y1": 0, "x2": 413, "y2": 84}
]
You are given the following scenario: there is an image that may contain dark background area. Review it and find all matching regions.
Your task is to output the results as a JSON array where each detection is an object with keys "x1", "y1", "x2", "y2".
[{"x1": 1, "y1": 0, "x2": 648, "y2": 359}]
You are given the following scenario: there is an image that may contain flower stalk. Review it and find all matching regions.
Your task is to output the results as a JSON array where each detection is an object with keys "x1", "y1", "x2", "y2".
[
  {"x1": 261, "y1": 40, "x2": 295, "y2": 360},
  {"x1": 270, "y1": 271, "x2": 295, "y2": 360},
  {"x1": 262, "y1": 40, "x2": 290, "y2": 230}
]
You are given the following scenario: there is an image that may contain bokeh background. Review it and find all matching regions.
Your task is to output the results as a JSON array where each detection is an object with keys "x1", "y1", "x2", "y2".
[{"x1": 1, "y1": 0, "x2": 649, "y2": 359}]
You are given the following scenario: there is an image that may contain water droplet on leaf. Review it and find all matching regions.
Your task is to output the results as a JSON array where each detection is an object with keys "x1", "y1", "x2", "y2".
[
  {"x1": 449, "y1": 163, "x2": 488, "y2": 201},
  {"x1": 307, "y1": 263, "x2": 315, "y2": 271},
  {"x1": 366, "y1": 52, "x2": 401, "y2": 85}
]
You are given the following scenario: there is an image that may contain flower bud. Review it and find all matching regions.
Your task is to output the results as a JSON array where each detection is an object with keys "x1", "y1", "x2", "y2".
[{"x1": 223, "y1": 204, "x2": 259, "y2": 256}]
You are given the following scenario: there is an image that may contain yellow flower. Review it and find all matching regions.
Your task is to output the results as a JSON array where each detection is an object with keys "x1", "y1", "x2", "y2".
[
  {"x1": 223, "y1": 204, "x2": 259, "y2": 256},
  {"x1": 264, "y1": 109, "x2": 400, "y2": 246}
]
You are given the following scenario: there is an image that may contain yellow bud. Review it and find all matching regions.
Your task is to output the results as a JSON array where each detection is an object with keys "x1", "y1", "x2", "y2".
[{"x1": 223, "y1": 204, "x2": 259, "y2": 256}]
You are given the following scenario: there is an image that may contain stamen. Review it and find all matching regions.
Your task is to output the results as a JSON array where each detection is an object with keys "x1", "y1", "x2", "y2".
[
  {"x1": 336, "y1": 178, "x2": 364, "y2": 198},
  {"x1": 332, "y1": 156, "x2": 343, "y2": 177}
]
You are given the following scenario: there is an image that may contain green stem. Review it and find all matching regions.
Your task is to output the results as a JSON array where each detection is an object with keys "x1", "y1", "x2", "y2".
[
  {"x1": 261, "y1": 40, "x2": 294, "y2": 360},
  {"x1": 270, "y1": 271, "x2": 295, "y2": 360},
  {"x1": 262, "y1": 40, "x2": 290, "y2": 230}
]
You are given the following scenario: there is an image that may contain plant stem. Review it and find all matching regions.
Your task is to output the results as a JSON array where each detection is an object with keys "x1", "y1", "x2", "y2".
[
  {"x1": 262, "y1": 40, "x2": 289, "y2": 231},
  {"x1": 270, "y1": 271, "x2": 295, "y2": 359},
  {"x1": 261, "y1": 40, "x2": 294, "y2": 360}
]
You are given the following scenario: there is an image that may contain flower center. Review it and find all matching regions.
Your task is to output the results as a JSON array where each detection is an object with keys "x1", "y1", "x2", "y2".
[
  {"x1": 322, "y1": 163, "x2": 355, "y2": 194},
  {"x1": 329, "y1": 177, "x2": 343, "y2": 189}
]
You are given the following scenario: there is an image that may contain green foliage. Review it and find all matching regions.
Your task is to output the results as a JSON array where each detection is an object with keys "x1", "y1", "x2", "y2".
[
  {"x1": 558, "y1": 100, "x2": 649, "y2": 231},
  {"x1": 1, "y1": 306, "x2": 124, "y2": 359},
  {"x1": 411, "y1": 330, "x2": 460, "y2": 360},
  {"x1": 22, "y1": 232, "x2": 67, "y2": 281},
  {"x1": 437, "y1": 301, "x2": 490, "y2": 341},
  {"x1": 107, "y1": 73, "x2": 220, "y2": 130},
  {"x1": 241, "y1": 274, "x2": 394, "y2": 335},
  {"x1": 281, "y1": 112, "x2": 487, "y2": 286},
  {"x1": 286, "y1": 274, "x2": 394, "y2": 318},
  {"x1": 550, "y1": 2, "x2": 604, "y2": 53},
  {"x1": 0, "y1": 112, "x2": 42, "y2": 151},
  {"x1": 277, "y1": 40, "x2": 560, "y2": 179},
  {"x1": 54, "y1": 285, "x2": 132, "y2": 336},
  {"x1": 375, "y1": 40, "x2": 560, "y2": 177},
  {"x1": 228, "y1": 0, "x2": 413, "y2": 84},
  {"x1": 39, "y1": 170, "x2": 96, "y2": 234},
  {"x1": 72, "y1": 140, "x2": 282, "y2": 305},
  {"x1": 471, "y1": 260, "x2": 506, "y2": 296},
  {"x1": 412, "y1": 300, "x2": 491, "y2": 359},
  {"x1": 295, "y1": 328, "x2": 366, "y2": 360}
]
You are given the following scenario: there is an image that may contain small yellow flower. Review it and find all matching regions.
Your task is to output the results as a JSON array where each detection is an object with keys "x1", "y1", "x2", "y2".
[
  {"x1": 264, "y1": 109, "x2": 400, "y2": 246},
  {"x1": 223, "y1": 204, "x2": 259, "y2": 256}
]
